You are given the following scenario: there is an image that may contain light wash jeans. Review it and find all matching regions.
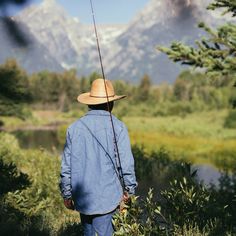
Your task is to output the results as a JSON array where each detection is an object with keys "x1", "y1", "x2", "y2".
[{"x1": 80, "y1": 209, "x2": 116, "y2": 236}]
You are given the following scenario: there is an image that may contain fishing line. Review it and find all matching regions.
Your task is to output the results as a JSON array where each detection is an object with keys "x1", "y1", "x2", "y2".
[{"x1": 89, "y1": 0, "x2": 126, "y2": 192}]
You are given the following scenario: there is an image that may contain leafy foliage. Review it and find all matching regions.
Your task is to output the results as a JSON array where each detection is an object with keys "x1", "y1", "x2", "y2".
[
  {"x1": 113, "y1": 190, "x2": 166, "y2": 236},
  {"x1": 158, "y1": 22, "x2": 236, "y2": 77},
  {"x1": 135, "y1": 74, "x2": 152, "y2": 102},
  {"x1": 0, "y1": 158, "x2": 30, "y2": 196},
  {"x1": 158, "y1": 1, "x2": 236, "y2": 80},
  {"x1": 161, "y1": 177, "x2": 210, "y2": 229},
  {"x1": 224, "y1": 109, "x2": 236, "y2": 128},
  {"x1": 0, "y1": 59, "x2": 31, "y2": 118},
  {"x1": 114, "y1": 174, "x2": 236, "y2": 235},
  {"x1": 112, "y1": 145, "x2": 236, "y2": 235},
  {"x1": 0, "y1": 132, "x2": 80, "y2": 235},
  {"x1": 0, "y1": 134, "x2": 50, "y2": 235},
  {"x1": 207, "y1": 0, "x2": 236, "y2": 16}
]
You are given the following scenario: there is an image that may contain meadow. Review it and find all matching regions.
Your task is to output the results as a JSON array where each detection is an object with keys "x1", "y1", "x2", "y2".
[
  {"x1": 51, "y1": 108, "x2": 236, "y2": 168},
  {"x1": 2, "y1": 107, "x2": 236, "y2": 169},
  {"x1": 123, "y1": 109, "x2": 236, "y2": 167}
]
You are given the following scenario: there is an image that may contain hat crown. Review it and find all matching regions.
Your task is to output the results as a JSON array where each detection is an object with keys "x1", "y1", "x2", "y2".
[{"x1": 90, "y1": 79, "x2": 115, "y2": 98}]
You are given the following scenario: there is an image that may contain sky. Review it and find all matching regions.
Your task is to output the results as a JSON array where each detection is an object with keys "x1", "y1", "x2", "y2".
[{"x1": 7, "y1": 0, "x2": 149, "y2": 24}]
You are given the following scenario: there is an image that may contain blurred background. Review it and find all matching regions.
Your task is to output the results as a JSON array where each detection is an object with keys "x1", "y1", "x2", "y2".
[{"x1": 0, "y1": 0, "x2": 236, "y2": 235}]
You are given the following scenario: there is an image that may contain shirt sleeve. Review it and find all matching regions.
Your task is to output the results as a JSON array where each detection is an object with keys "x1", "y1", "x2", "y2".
[
  {"x1": 60, "y1": 128, "x2": 72, "y2": 199},
  {"x1": 117, "y1": 124, "x2": 138, "y2": 195}
]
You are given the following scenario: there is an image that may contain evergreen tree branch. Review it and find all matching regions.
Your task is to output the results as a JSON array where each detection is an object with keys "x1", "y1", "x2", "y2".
[
  {"x1": 157, "y1": 1, "x2": 236, "y2": 77},
  {"x1": 207, "y1": 0, "x2": 236, "y2": 16}
]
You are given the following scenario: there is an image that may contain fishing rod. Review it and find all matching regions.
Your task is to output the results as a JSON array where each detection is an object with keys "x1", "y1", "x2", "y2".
[{"x1": 89, "y1": 0, "x2": 126, "y2": 193}]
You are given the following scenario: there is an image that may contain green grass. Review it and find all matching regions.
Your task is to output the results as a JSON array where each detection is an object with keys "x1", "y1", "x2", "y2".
[
  {"x1": 123, "y1": 110, "x2": 236, "y2": 166},
  {"x1": 55, "y1": 108, "x2": 236, "y2": 167},
  {"x1": 55, "y1": 109, "x2": 236, "y2": 166},
  {"x1": 124, "y1": 110, "x2": 236, "y2": 139},
  {"x1": 2, "y1": 108, "x2": 236, "y2": 167},
  {"x1": 0, "y1": 110, "x2": 77, "y2": 131}
]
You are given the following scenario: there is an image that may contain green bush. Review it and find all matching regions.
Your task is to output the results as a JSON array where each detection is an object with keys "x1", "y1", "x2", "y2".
[
  {"x1": 224, "y1": 109, "x2": 236, "y2": 128},
  {"x1": 0, "y1": 133, "x2": 80, "y2": 235},
  {"x1": 0, "y1": 141, "x2": 50, "y2": 235},
  {"x1": 113, "y1": 177, "x2": 236, "y2": 235},
  {"x1": 114, "y1": 146, "x2": 236, "y2": 235},
  {"x1": 0, "y1": 99, "x2": 32, "y2": 120},
  {"x1": 0, "y1": 158, "x2": 30, "y2": 196}
]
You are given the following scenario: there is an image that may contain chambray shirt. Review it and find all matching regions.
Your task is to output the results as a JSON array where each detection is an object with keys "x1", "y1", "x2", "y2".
[{"x1": 60, "y1": 110, "x2": 137, "y2": 215}]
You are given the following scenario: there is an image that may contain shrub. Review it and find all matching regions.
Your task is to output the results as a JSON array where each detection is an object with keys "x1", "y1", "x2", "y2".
[
  {"x1": 114, "y1": 175, "x2": 236, "y2": 235},
  {"x1": 0, "y1": 133, "x2": 81, "y2": 235},
  {"x1": 114, "y1": 147, "x2": 236, "y2": 235},
  {"x1": 224, "y1": 109, "x2": 236, "y2": 128}
]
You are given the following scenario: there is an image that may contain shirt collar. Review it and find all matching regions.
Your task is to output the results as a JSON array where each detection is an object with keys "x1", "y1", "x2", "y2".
[{"x1": 86, "y1": 109, "x2": 111, "y2": 116}]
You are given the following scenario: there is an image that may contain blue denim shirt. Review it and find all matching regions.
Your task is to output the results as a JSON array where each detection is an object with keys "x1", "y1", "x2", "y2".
[{"x1": 60, "y1": 110, "x2": 137, "y2": 215}]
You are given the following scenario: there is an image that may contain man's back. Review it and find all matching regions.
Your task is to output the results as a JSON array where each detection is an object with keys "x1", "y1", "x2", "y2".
[{"x1": 61, "y1": 109, "x2": 136, "y2": 215}]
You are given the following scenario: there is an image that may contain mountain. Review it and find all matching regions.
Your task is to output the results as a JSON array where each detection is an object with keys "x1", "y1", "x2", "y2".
[
  {"x1": 16, "y1": 0, "x2": 126, "y2": 75},
  {"x1": 16, "y1": 0, "x2": 81, "y2": 69},
  {"x1": 103, "y1": 0, "x2": 234, "y2": 83},
  {"x1": 0, "y1": 18, "x2": 63, "y2": 73},
  {"x1": 5, "y1": 0, "x2": 233, "y2": 83},
  {"x1": 103, "y1": 0, "x2": 212, "y2": 83}
]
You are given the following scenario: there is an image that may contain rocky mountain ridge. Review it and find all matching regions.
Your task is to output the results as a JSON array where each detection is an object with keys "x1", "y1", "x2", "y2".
[{"x1": 0, "y1": 0, "x2": 231, "y2": 83}]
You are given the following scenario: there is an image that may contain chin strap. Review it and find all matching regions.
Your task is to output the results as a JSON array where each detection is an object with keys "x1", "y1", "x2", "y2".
[{"x1": 89, "y1": 0, "x2": 126, "y2": 193}]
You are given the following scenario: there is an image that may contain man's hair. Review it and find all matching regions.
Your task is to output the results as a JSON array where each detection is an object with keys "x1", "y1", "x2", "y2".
[{"x1": 88, "y1": 101, "x2": 114, "y2": 111}]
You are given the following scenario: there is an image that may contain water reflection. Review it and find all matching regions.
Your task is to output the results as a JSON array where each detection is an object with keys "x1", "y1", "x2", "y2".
[
  {"x1": 12, "y1": 130, "x2": 62, "y2": 152},
  {"x1": 193, "y1": 164, "x2": 222, "y2": 186}
]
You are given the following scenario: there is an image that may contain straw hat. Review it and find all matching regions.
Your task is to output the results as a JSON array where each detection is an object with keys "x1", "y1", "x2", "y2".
[{"x1": 77, "y1": 78, "x2": 126, "y2": 105}]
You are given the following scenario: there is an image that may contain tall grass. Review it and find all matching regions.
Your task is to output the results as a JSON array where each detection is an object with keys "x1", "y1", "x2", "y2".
[
  {"x1": 124, "y1": 110, "x2": 236, "y2": 139},
  {"x1": 123, "y1": 110, "x2": 236, "y2": 166}
]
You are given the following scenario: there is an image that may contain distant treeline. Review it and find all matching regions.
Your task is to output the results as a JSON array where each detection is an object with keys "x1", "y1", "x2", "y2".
[{"x1": 0, "y1": 59, "x2": 234, "y2": 118}]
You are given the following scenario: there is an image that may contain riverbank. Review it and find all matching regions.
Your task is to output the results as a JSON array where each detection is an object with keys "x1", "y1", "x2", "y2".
[
  {"x1": 124, "y1": 111, "x2": 236, "y2": 168},
  {"x1": 0, "y1": 123, "x2": 65, "y2": 132},
  {"x1": 4, "y1": 109, "x2": 235, "y2": 168},
  {"x1": 0, "y1": 110, "x2": 75, "y2": 132}
]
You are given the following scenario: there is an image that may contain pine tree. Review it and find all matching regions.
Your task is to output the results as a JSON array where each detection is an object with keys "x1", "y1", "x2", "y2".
[
  {"x1": 157, "y1": 0, "x2": 236, "y2": 79},
  {"x1": 137, "y1": 74, "x2": 152, "y2": 102},
  {"x1": 158, "y1": 0, "x2": 236, "y2": 122},
  {"x1": 0, "y1": 59, "x2": 31, "y2": 118},
  {"x1": 207, "y1": 0, "x2": 236, "y2": 16}
]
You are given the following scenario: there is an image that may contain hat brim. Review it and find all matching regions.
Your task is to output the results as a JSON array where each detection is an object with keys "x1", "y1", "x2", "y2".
[{"x1": 77, "y1": 92, "x2": 126, "y2": 105}]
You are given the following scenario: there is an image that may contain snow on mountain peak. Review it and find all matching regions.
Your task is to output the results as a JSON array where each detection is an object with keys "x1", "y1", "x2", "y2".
[
  {"x1": 42, "y1": 0, "x2": 56, "y2": 7},
  {"x1": 73, "y1": 17, "x2": 80, "y2": 23}
]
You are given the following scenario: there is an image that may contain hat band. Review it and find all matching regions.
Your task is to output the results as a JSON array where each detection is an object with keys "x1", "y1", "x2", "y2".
[{"x1": 90, "y1": 94, "x2": 115, "y2": 98}]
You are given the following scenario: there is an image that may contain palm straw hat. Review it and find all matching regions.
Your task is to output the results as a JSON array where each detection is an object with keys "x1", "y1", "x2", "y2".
[{"x1": 77, "y1": 78, "x2": 126, "y2": 105}]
